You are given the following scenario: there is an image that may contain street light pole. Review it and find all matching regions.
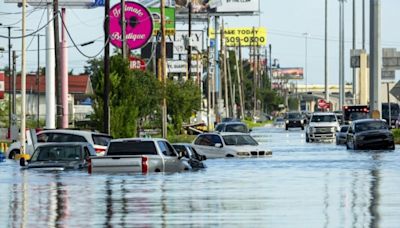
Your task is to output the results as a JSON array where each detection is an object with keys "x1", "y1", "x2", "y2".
[
  {"x1": 303, "y1": 32, "x2": 309, "y2": 95},
  {"x1": 324, "y1": 0, "x2": 329, "y2": 103}
]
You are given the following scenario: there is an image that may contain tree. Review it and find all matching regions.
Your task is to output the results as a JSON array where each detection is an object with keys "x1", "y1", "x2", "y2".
[
  {"x1": 91, "y1": 54, "x2": 161, "y2": 138},
  {"x1": 166, "y1": 80, "x2": 201, "y2": 134}
]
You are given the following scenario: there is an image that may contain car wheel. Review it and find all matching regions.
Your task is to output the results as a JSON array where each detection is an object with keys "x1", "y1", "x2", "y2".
[
  {"x1": 8, "y1": 149, "x2": 20, "y2": 159},
  {"x1": 353, "y1": 141, "x2": 358, "y2": 150},
  {"x1": 226, "y1": 154, "x2": 234, "y2": 158},
  {"x1": 285, "y1": 125, "x2": 288, "y2": 131},
  {"x1": 301, "y1": 126, "x2": 304, "y2": 130},
  {"x1": 346, "y1": 142, "x2": 350, "y2": 149}
]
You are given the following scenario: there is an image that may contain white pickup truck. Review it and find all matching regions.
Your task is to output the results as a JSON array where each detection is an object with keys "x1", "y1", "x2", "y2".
[
  {"x1": 88, "y1": 138, "x2": 192, "y2": 173},
  {"x1": 305, "y1": 112, "x2": 340, "y2": 142}
]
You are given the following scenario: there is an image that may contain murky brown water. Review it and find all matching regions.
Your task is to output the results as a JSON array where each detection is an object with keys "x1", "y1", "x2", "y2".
[{"x1": 1, "y1": 127, "x2": 399, "y2": 227}]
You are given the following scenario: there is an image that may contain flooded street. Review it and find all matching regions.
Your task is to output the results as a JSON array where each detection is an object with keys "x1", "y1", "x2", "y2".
[{"x1": 1, "y1": 126, "x2": 400, "y2": 227}]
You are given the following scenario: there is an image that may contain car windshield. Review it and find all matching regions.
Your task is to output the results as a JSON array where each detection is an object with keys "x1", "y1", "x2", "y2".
[
  {"x1": 355, "y1": 121, "x2": 388, "y2": 132},
  {"x1": 311, "y1": 115, "x2": 337, "y2": 122},
  {"x1": 223, "y1": 135, "x2": 258, "y2": 146},
  {"x1": 350, "y1": 112, "x2": 368, "y2": 121},
  {"x1": 92, "y1": 134, "x2": 112, "y2": 146},
  {"x1": 225, "y1": 124, "x2": 248, "y2": 133},
  {"x1": 288, "y1": 113, "x2": 302, "y2": 119},
  {"x1": 31, "y1": 145, "x2": 82, "y2": 162}
]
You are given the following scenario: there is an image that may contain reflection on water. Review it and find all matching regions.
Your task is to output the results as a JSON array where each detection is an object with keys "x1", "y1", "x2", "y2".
[{"x1": 0, "y1": 128, "x2": 400, "y2": 227}]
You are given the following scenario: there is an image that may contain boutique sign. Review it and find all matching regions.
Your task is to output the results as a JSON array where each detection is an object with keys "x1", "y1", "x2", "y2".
[{"x1": 109, "y1": 1, "x2": 153, "y2": 50}]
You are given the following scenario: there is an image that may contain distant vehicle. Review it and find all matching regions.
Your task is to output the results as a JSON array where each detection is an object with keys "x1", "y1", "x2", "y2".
[
  {"x1": 6, "y1": 129, "x2": 112, "y2": 159},
  {"x1": 19, "y1": 143, "x2": 96, "y2": 171},
  {"x1": 192, "y1": 132, "x2": 272, "y2": 158},
  {"x1": 305, "y1": 112, "x2": 340, "y2": 142},
  {"x1": 284, "y1": 112, "x2": 305, "y2": 130},
  {"x1": 335, "y1": 125, "x2": 349, "y2": 145},
  {"x1": 382, "y1": 102, "x2": 400, "y2": 127},
  {"x1": 343, "y1": 105, "x2": 369, "y2": 125},
  {"x1": 395, "y1": 113, "x2": 400, "y2": 128},
  {"x1": 273, "y1": 117, "x2": 285, "y2": 128},
  {"x1": 346, "y1": 119, "x2": 395, "y2": 150},
  {"x1": 172, "y1": 143, "x2": 206, "y2": 169},
  {"x1": 214, "y1": 122, "x2": 250, "y2": 133},
  {"x1": 221, "y1": 117, "x2": 241, "y2": 123},
  {"x1": 89, "y1": 138, "x2": 191, "y2": 173},
  {"x1": 334, "y1": 111, "x2": 344, "y2": 125}
]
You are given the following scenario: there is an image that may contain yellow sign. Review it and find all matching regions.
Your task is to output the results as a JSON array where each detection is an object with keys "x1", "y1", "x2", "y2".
[{"x1": 209, "y1": 27, "x2": 267, "y2": 47}]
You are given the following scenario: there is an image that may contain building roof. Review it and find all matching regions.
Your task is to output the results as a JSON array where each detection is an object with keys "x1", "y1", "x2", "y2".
[{"x1": 4, "y1": 73, "x2": 92, "y2": 94}]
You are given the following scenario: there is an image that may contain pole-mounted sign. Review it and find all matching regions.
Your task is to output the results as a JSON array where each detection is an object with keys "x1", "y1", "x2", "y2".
[
  {"x1": 109, "y1": 1, "x2": 153, "y2": 50},
  {"x1": 0, "y1": 71, "x2": 4, "y2": 99}
]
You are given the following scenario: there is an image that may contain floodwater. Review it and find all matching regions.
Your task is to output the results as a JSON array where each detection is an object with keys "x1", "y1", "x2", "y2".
[{"x1": 1, "y1": 126, "x2": 400, "y2": 227}]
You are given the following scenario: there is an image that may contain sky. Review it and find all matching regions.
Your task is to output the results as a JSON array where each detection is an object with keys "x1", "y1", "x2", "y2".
[{"x1": 1, "y1": 0, "x2": 400, "y2": 86}]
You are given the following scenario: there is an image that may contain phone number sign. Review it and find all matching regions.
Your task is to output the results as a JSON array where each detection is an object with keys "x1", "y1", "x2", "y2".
[{"x1": 210, "y1": 27, "x2": 267, "y2": 47}]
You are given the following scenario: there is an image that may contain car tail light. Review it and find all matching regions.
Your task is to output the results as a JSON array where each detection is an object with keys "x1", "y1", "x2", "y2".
[
  {"x1": 141, "y1": 156, "x2": 148, "y2": 174},
  {"x1": 87, "y1": 158, "x2": 92, "y2": 174},
  {"x1": 95, "y1": 147, "x2": 106, "y2": 154}
]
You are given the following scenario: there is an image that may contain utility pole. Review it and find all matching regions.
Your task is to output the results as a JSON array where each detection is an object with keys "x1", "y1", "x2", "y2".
[
  {"x1": 352, "y1": 0, "x2": 357, "y2": 103},
  {"x1": 46, "y1": 4, "x2": 56, "y2": 129},
  {"x1": 121, "y1": 0, "x2": 127, "y2": 58},
  {"x1": 269, "y1": 44, "x2": 272, "y2": 89},
  {"x1": 37, "y1": 34, "x2": 44, "y2": 128},
  {"x1": 362, "y1": 0, "x2": 366, "y2": 50},
  {"x1": 303, "y1": 32, "x2": 309, "y2": 95},
  {"x1": 339, "y1": 0, "x2": 345, "y2": 109},
  {"x1": 160, "y1": 0, "x2": 168, "y2": 138},
  {"x1": 103, "y1": 0, "x2": 110, "y2": 134},
  {"x1": 54, "y1": 0, "x2": 62, "y2": 128},
  {"x1": 20, "y1": 0, "x2": 27, "y2": 156},
  {"x1": 236, "y1": 45, "x2": 244, "y2": 119},
  {"x1": 324, "y1": 0, "x2": 329, "y2": 102},
  {"x1": 239, "y1": 42, "x2": 245, "y2": 119},
  {"x1": 370, "y1": 0, "x2": 382, "y2": 117},
  {"x1": 221, "y1": 21, "x2": 228, "y2": 118},
  {"x1": 12, "y1": 51, "x2": 16, "y2": 117},
  {"x1": 252, "y1": 27, "x2": 257, "y2": 118},
  {"x1": 215, "y1": 16, "x2": 221, "y2": 122},
  {"x1": 207, "y1": 16, "x2": 211, "y2": 131},
  {"x1": 187, "y1": 1, "x2": 192, "y2": 77}
]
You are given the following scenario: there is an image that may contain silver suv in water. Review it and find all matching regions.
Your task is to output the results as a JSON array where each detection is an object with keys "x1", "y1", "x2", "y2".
[{"x1": 305, "y1": 112, "x2": 340, "y2": 142}]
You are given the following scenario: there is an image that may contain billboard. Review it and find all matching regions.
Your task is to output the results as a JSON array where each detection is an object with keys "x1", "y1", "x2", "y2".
[
  {"x1": 272, "y1": 68, "x2": 304, "y2": 80},
  {"x1": 109, "y1": 1, "x2": 153, "y2": 50},
  {"x1": 175, "y1": 0, "x2": 259, "y2": 19},
  {"x1": 149, "y1": 7, "x2": 176, "y2": 36},
  {"x1": 210, "y1": 27, "x2": 267, "y2": 47},
  {"x1": 0, "y1": 71, "x2": 4, "y2": 99},
  {"x1": 167, "y1": 60, "x2": 203, "y2": 74},
  {"x1": 168, "y1": 30, "x2": 204, "y2": 55},
  {"x1": 4, "y1": 0, "x2": 104, "y2": 8}
]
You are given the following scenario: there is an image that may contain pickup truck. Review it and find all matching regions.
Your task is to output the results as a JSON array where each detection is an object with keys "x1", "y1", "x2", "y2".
[
  {"x1": 88, "y1": 138, "x2": 192, "y2": 173},
  {"x1": 305, "y1": 112, "x2": 340, "y2": 142}
]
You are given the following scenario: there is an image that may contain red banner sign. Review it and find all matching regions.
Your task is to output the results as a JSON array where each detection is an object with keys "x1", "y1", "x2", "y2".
[
  {"x1": 0, "y1": 71, "x2": 4, "y2": 99},
  {"x1": 129, "y1": 56, "x2": 146, "y2": 71}
]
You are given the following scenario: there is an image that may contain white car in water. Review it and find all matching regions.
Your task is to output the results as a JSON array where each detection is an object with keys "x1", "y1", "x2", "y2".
[{"x1": 192, "y1": 132, "x2": 272, "y2": 158}]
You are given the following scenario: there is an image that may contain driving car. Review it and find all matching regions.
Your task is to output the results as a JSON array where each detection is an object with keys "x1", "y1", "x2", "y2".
[
  {"x1": 192, "y1": 132, "x2": 272, "y2": 158},
  {"x1": 284, "y1": 112, "x2": 305, "y2": 130},
  {"x1": 305, "y1": 112, "x2": 340, "y2": 142},
  {"x1": 335, "y1": 125, "x2": 349, "y2": 145},
  {"x1": 19, "y1": 142, "x2": 96, "y2": 170},
  {"x1": 172, "y1": 143, "x2": 207, "y2": 169},
  {"x1": 214, "y1": 122, "x2": 250, "y2": 133},
  {"x1": 346, "y1": 119, "x2": 395, "y2": 150},
  {"x1": 273, "y1": 117, "x2": 285, "y2": 128}
]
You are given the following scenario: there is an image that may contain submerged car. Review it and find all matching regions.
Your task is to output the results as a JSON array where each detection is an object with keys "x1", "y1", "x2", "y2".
[
  {"x1": 335, "y1": 125, "x2": 349, "y2": 145},
  {"x1": 20, "y1": 142, "x2": 96, "y2": 170},
  {"x1": 192, "y1": 132, "x2": 272, "y2": 158},
  {"x1": 273, "y1": 117, "x2": 285, "y2": 128},
  {"x1": 214, "y1": 122, "x2": 250, "y2": 133},
  {"x1": 346, "y1": 119, "x2": 395, "y2": 150},
  {"x1": 172, "y1": 143, "x2": 207, "y2": 169}
]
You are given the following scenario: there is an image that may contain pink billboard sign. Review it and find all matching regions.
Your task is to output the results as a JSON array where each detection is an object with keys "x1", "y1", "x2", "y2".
[{"x1": 109, "y1": 1, "x2": 153, "y2": 50}]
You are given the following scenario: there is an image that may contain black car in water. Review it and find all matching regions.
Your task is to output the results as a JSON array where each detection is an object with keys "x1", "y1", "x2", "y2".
[
  {"x1": 346, "y1": 119, "x2": 395, "y2": 150},
  {"x1": 284, "y1": 112, "x2": 305, "y2": 130}
]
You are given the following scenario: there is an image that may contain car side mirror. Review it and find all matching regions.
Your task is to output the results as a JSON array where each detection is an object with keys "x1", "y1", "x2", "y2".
[
  {"x1": 249, "y1": 129, "x2": 252, "y2": 132},
  {"x1": 19, "y1": 157, "x2": 28, "y2": 167},
  {"x1": 214, "y1": 143, "x2": 223, "y2": 148}
]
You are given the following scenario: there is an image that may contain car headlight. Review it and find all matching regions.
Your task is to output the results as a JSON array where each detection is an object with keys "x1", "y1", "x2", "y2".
[
  {"x1": 300, "y1": 120, "x2": 304, "y2": 124},
  {"x1": 285, "y1": 120, "x2": 289, "y2": 124},
  {"x1": 237, "y1": 152, "x2": 250, "y2": 156}
]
